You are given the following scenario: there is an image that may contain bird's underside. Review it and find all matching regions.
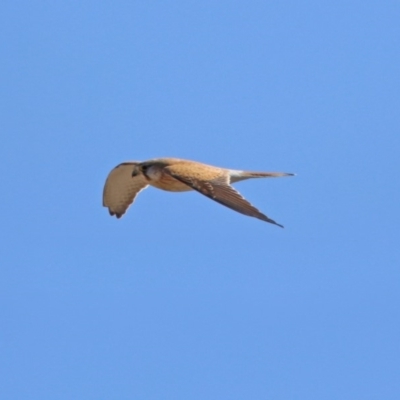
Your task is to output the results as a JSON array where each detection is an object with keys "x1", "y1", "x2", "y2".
[{"x1": 103, "y1": 157, "x2": 293, "y2": 227}]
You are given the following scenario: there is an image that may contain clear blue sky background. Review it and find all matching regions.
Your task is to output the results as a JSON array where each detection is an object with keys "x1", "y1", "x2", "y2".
[{"x1": 1, "y1": 2, "x2": 399, "y2": 399}]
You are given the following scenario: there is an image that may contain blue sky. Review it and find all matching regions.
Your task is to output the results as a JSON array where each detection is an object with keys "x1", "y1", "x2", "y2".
[{"x1": 1, "y1": 1, "x2": 399, "y2": 399}]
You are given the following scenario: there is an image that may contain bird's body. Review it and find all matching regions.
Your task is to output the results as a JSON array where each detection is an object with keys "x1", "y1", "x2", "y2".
[
  {"x1": 103, "y1": 157, "x2": 293, "y2": 227},
  {"x1": 141, "y1": 159, "x2": 192, "y2": 192}
]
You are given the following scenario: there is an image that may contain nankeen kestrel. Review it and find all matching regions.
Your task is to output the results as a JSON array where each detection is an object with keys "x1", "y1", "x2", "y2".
[{"x1": 103, "y1": 158, "x2": 294, "y2": 227}]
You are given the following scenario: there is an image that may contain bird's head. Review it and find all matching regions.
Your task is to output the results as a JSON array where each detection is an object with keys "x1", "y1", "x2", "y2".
[
  {"x1": 131, "y1": 164, "x2": 142, "y2": 177},
  {"x1": 132, "y1": 161, "x2": 156, "y2": 178}
]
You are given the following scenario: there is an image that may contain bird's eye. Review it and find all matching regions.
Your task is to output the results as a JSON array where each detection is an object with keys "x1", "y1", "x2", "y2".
[{"x1": 141, "y1": 165, "x2": 148, "y2": 172}]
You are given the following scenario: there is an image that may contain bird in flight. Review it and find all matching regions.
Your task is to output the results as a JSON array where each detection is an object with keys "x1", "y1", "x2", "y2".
[{"x1": 103, "y1": 158, "x2": 293, "y2": 227}]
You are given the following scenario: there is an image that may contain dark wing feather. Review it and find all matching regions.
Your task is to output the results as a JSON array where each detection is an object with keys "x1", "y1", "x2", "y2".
[{"x1": 165, "y1": 170, "x2": 283, "y2": 227}]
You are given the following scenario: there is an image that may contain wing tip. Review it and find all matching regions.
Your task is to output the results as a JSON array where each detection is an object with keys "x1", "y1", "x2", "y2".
[
  {"x1": 268, "y1": 220, "x2": 284, "y2": 228},
  {"x1": 257, "y1": 214, "x2": 284, "y2": 228},
  {"x1": 107, "y1": 209, "x2": 124, "y2": 218}
]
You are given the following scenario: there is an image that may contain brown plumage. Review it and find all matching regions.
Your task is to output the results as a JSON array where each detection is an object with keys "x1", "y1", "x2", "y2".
[{"x1": 103, "y1": 158, "x2": 294, "y2": 227}]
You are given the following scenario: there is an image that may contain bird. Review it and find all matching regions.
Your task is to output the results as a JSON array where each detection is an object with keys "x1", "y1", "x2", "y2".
[{"x1": 103, "y1": 157, "x2": 294, "y2": 227}]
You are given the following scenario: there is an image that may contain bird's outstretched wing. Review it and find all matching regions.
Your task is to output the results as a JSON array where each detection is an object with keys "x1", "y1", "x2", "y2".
[
  {"x1": 164, "y1": 164, "x2": 283, "y2": 227},
  {"x1": 103, "y1": 162, "x2": 148, "y2": 218}
]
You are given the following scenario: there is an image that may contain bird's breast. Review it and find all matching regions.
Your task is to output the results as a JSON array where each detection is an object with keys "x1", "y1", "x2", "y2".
[{"x1": 146, "y1": 166, "x2": 191, "y2": 192}]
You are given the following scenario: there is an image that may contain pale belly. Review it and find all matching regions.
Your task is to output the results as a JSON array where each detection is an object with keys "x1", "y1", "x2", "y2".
[
  {"x1": 149, "y1": 178, "x2": 192, "y2": 192},
  {"x1": 146, "y1": 167, "x2": 192, "y2": 192}
]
